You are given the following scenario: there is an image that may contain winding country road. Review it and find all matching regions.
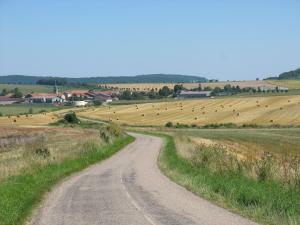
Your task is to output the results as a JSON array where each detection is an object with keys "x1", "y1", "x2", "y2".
[{"x1": 30, "y1": 133, "x2": 258, "y2": 225}]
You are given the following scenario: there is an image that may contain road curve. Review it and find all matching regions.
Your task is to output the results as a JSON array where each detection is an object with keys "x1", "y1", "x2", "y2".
[{"x1": 30, "y1": 133, "x2": 258, "y2": 225}]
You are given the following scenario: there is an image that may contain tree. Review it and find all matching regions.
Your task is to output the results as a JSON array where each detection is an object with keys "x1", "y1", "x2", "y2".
[
  {"x1": 120, "y1": 90, "x2": 132, "y2": 100},
  {"x1": 224, "y1": 84, "x2": 232, "y2": 92},
  {"x1": 203, "y1": 86, "x2": 212, "y2": 91},
  {"x1": 13, "y1": 88, "x2": 23, "y2": 98},
  {"x1": 173, "y1": 84, "x2": 183, "y2": 93},
  {"x1": 159, "y1": 86, "x2": 172, "y2": 97},
  {"x1": 148, "y1": 89, "x2": 158, "y2": 99},
  {"x1": 165, "y1": 121, "x2": 173, "y2": 127},
  {"x1": 211, "y1": 87, "x2": 222, "y2": 96},
  {"x1": 0, "y1": 88, "x2": 8, "y2": 96},
  {"x1": 64, "y1": 112, "x2": 80, "y2": 123}
]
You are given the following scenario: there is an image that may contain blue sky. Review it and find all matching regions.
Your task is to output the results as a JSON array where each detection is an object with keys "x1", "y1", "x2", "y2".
[{"x1": 0, "y1": 0, "x2": 299, "y2": 80}]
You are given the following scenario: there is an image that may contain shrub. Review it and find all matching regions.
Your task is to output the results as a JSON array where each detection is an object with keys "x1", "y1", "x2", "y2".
[
  {"x1": 28, "y1": 108, "x2": 33, "y2": 114},
  {"x1": 35, "y1": 147, "x2": 50, "y2": 158},
  {"x1": 255, "y1": 152, "x2": 273, "y2": 182},
  {"x1": 0, "y1": 112, "x2": 3, "y2": 117},
  {"x1": 94, "y1": 100, "x2": 102, "y2": 106},
  {"x1": 100, "y1": 123, "x2": 122, "y2": 143},
  {"x1": 175, "y1": 123, "x2": 189, "y2": 128},
  {"x1": 165, "y1": 121, "x2": 173, "y2": 128},
  {"x1": 64, "y1": 112, "x2": 80, "y2": 124}
]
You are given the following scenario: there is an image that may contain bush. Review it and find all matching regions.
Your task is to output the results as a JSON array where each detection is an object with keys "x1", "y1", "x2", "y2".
[
  {"x1": 94, "y1": 100, "x2": 102, "y2": 106},
  {"x1": 100, "y1": 123, "x2": 122, "y2": 143},
  {"x1": 0, "y1": 112, "x2": 3, "y2": 117},
  {"x1": 175, "y1": 123, "x2": 189, "y2": 128},
  {"x1": 28, "y1": 108, "x2": 33, "y2": 114},
  {"x1": 255, "y1": 152, "x2": 273, "y2": 182},
  {"x1": 165, "y1": 121, "x2": 173, "y2": 128},
  {"x1": 64, "y1": 112, "x2": 80, "y2": 124},
  {"x1": 203, "y1": 123, "x2": 237, "y2": 129},
  {"x1": 35, "y1": 148, "x2": 50, "y2": 158}
]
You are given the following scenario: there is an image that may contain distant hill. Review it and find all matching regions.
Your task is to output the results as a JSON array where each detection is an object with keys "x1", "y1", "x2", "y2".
[
  {"x1": 0, "y1": 74, "x2": 207, "y2": 85},
  {"x1": 265, "y1": 68, "x2": 300, "y2": 80}
]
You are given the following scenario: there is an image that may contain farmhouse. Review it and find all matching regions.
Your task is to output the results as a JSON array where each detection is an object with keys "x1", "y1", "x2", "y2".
[
  {"x1": 64, "y1": 90, "x2": 91, "y2": 100},
  {"x1": 91, "y1": 92, "x2": 113, "y2": 103},
  {"x1": 178, "y1": 90, "x2": 211, "y2": 98},
  {"x1": 27, "y1": 93, "x2": 65, "y2": 104}
]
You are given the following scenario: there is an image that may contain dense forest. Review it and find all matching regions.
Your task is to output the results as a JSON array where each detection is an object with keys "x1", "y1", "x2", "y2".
[
  {"x1": 265, "y1": 68, "x2": 300, "y2": 80},
  {"x1": 0, "y1": 74, "x2": 207, "y2": 85}
]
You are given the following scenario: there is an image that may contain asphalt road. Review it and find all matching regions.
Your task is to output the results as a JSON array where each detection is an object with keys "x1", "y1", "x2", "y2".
[{"x1": 30, "y1": 133, "x2": 258, "y2": 225}]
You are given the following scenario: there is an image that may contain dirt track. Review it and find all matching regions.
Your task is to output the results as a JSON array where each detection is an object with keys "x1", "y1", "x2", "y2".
[{"x1": 30, "y1": 133, "x2": 258, "y2": 225}]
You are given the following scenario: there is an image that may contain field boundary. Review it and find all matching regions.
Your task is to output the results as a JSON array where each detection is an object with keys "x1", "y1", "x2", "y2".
[{"x1": 142, "y1": 131, "x2": 299, "y2": 225}]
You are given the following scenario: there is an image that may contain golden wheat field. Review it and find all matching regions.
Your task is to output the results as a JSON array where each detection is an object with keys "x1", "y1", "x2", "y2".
[
  {"x1": 103, "y1": 80, "x2": 276, "y2": 91},
  {"x1": 79, "y1": 95, "x2": 300, "y2": 126},
  {"x1": 0, "y1": 108, "x2": 79, "y2": 127}
]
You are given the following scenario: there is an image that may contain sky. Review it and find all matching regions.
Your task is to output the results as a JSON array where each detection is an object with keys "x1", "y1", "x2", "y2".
[{"x1": 0, "y1": 0, "x2": 299, "y2": 80}]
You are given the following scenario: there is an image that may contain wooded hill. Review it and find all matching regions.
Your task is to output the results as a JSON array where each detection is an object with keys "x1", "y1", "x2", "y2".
[
  {"x1": 0, "y1": 74, "x2": 207, "y2": 85},
  {"x1": 266, "y1": 68, "x2": 300, "y2": 80}
]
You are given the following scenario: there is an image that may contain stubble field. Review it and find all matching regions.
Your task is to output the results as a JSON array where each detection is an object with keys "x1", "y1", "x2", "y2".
[
  {"x1": 79, "y1": 95, "x2": 300, "y2": 126},
  {"x1": 103, "y1": 80, "x2": 277, "y2": 91}
]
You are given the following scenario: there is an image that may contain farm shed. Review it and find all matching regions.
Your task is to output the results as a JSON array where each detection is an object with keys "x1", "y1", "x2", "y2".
[
  {"x1": 178, "y1": 91, "x2": 211, "y2": 98},
  {"x1": 92, "y1": 93, "x2": 113, "y2": 103}
]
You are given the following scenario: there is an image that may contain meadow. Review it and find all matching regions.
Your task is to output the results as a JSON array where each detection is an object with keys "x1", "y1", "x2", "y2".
[
  {"x1": 149, "y1": 129, "x2": 300, "y2": 225},
  {"x1": 0, "y1": 123, "x2": 134, "y2": 225},
  {"x1": 79, "y1": 95, "x2": 300, "y2": 126},
  {"x1": 0, "y1": 84, "x2": 53, "y2": 94}
]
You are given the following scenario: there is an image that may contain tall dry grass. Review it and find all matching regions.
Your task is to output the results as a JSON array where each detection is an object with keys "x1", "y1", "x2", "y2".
[{"x1": 190, "y1": 143, "x2": 300, "y2": 189}]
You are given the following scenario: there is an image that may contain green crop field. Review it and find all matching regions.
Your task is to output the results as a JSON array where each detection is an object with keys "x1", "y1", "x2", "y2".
[
  {"x1": 0, "y1": 84, "x2": 53, "y2": 94},
  {"x1": 0, "y1": 104, "x2": 68, "y2": 116}
]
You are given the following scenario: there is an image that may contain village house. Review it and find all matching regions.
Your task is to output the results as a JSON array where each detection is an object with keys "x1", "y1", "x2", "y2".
[{"x1": 27, "y1": 93, "x2": 65, "y2": 104}]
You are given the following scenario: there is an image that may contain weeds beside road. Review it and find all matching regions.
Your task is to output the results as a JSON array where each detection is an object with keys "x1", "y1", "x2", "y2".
[
  {"x1": 0, "y1": 125, "x2": 134, "y2": 225},
  {"x1": 153, "y1": 132, "x2": 300, "y2": 225}
]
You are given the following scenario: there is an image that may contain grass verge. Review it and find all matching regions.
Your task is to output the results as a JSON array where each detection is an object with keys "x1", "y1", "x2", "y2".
[
  {"x1": 0, "y1": 135, "x2": 135, "y2": 225},
  {"x1": 151, "y1": 132, "x2": 299, "y2": 225}
]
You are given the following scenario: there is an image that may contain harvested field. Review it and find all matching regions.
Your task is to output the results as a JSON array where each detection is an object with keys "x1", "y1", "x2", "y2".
[
  {"x1": 0, "y1": 112, "x2": 61, "y2": 126},
  {"x1": 266, "y1": 79, "x2": 300, "y2": 89},
  {"x1": 103, "y1": 80, "x2": 277, "y2": 91},
  {"x1": 79, "y1": 95, "x2": 300, "y2": 126},
  {"x1": 0, "y1": 108, "x2": 83, "y2": 127}
]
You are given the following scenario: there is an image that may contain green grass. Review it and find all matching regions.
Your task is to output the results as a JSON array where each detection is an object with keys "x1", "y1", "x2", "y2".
[
  {"x1": 0, "y1": 135, "x2": 134, "y2": 225},
  {"x1": 0, "y1": 84, "x2": 53, "y2": 94},
  {"x1": 0, "y1": 104, "x2": 69, "y2": 116},
  {"x1": 177, "y1": 128, "x2": 300, "y2": 157},
  {"x1": 152, "y1": 132, "x2": 300, "y2": 225}
]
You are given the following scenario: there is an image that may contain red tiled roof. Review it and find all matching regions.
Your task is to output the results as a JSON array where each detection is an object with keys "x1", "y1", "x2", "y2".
[
  {"x1": 29, "y1": 93, "x2": 58, "y2": 98},
  {"x1": 64, "y1": 90, "x2": 89, "y2": 95}
]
